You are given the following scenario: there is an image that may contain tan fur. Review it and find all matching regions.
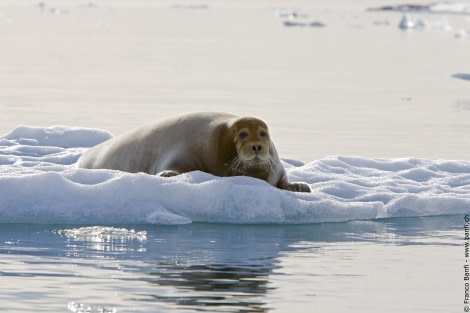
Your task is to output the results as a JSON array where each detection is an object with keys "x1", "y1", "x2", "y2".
[{"x1": 77, "y1": 112, "x2": 310, "y2": 192}]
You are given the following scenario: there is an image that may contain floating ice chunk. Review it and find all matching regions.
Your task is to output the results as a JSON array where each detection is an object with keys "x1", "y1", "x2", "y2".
[
  {"x1": 283, "y1": 20, "x2": 326, "y2": 28},
  {"x1": 370, "y1": 2, "x2": 470, "y2": 14},
  {"x1": 399, "y1": 14, "x2": 415, "y2": 29},
  {"x1": 284, "y1": 20, "x2": 306, "y2": 27},
  {"x1": 369, "y1": 4, "x2": 430, "y2": 13},
  {"x1": 454, "y1": 29, "x2": 469, "y2": 38},
  {"x1": 310, "y1": 21, "x2": 326, "y2": 28},
  {"x1": 276, "y1": 8, "x2": 316, "y2": 28},
  {"x1": 414, "y1": 18, "x2": 427, "y2": 29},
  {"x1": 373, "y1": 20, "x2": 390, "y2": 26},
  {"x1": 429, "y1": 18, "x2": 452, "y2": 31},
  {"x1": 452, "y1": 73, "x2": 470, "y2": 81},
  {"x1": 398, "y1": 14, "x2": 453, "y2": 31},
  {"x1": 276, "y1": 9, "x2": 298, "y2": 19},
  {"x1": 398, "y1": 15, "x2": 427, "y2": 30},
  {"x1": 429, "y1": 2, "x2": 470, "y2": 14}
]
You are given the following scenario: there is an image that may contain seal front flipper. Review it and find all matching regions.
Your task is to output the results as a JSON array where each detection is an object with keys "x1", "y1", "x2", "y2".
[
  {"x1": 276, "y1": 174, "x2": 311, "y2": 193},
  {"x1": 284, "y1": 182, "x2": 311, "y2": 193},
  {"x1": 157, "y1": 170, "x2": 181, "y2": 177}
]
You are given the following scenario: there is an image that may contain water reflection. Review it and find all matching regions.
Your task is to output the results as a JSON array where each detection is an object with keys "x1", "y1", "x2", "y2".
[
  {"x1": 127, "y1": 217, "x2": 460, "y2": 312},
  {"x1": 58, "y1": 226, "x2": 147, "y2": 255},
  {"x1": 145, "y1": 262, "x2": 271, "y2": 312},
  {"x1": 0, "y1": 216, "x2": 463, "y2": 313}
]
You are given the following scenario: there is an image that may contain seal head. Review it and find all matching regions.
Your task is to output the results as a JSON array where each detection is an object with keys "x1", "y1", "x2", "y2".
[{"x1": 226, "y1": 117, "x2": 274, "y2": 175}]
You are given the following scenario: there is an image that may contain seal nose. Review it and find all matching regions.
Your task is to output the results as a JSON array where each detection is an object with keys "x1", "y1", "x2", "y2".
[{"x1": 252, "y1": 144, "x2": 263, "y2": 154}]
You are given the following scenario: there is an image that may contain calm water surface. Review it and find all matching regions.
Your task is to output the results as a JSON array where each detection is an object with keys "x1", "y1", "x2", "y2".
[
  {"x1": 0, "y1": 216, "x2": 463, "y2": 312},
  {"x1": 0, "y1": 3, "x2": 469, "y2": 161}
]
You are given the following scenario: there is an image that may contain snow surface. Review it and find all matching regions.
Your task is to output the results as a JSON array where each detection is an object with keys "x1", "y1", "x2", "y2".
[{"x1": 1, "y1": 125, "x2": 469, "y2": 225}]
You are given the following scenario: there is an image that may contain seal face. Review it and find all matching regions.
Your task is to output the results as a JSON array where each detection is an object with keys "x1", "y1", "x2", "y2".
[
  {"x1": 77, "y1": 112, "x2": 311, "y2": 193},
  {"x1": 227, "y1": 117, "x2": 273, "y2": 175}
]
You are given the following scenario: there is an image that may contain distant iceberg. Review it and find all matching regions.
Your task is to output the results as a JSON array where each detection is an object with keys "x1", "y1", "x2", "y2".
[
  {"x1": 369, "y1": 2, "x2": 470, "y2": 14},
  {"x1": 454, "y1": 29, "x2": 470, "y2": 38},
  {"x1": 429, "y1": 2, "x2": 470, "y2": 14}
]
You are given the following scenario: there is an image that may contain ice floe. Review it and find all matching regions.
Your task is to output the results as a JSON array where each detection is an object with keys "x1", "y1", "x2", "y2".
[{"x1": 1, "y1": 125, "x2": 469, "y2": 225}]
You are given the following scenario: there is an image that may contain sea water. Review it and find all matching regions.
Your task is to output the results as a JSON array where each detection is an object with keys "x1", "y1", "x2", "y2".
[
  {"x1": 0, "y1": 218, "x2": 464, "y2": 312},
  {"x1": 1, "y1": 0, "x2": 470, "y2": 312}
]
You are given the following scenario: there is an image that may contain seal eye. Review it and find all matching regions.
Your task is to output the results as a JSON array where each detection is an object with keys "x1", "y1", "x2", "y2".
[
  {"x1": 238, "y1": 131, "x2": 249, "y2": 140},
  {"x1": 259, "y1": 130, "x2": 268, "y2": 138}
]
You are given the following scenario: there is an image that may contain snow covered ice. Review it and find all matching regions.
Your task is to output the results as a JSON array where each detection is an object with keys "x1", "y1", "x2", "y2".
[{"x1": 1, "y1": 125, "x2": 470, "y2": 225}]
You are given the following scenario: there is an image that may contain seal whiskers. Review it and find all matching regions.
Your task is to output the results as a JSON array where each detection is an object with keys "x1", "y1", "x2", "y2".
[{"x1": 227, "y1": 155, "x2": 276, "y2": 174}]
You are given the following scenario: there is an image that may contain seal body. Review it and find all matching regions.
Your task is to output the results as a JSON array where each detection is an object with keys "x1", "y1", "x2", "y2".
[{"x1": 78, "y1": 112, "x2": 310, "y2": 192}]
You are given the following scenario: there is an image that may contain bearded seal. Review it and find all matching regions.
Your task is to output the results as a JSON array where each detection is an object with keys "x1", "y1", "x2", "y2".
[{"x1": 77, "y1": 112, "x2": 311, "y2": 192}]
